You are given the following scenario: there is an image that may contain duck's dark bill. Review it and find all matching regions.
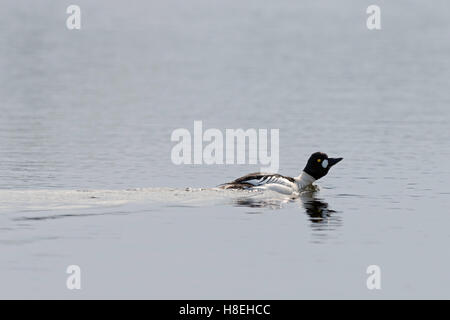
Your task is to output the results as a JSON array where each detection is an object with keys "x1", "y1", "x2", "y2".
[{"x1": 328, "y1": 157, "x2": 343, "y2": 167}]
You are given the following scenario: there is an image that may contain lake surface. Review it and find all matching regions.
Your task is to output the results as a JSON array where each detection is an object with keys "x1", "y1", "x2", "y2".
[{"x1": 1, "y1": 0, "x2": 450, "y2": 299}]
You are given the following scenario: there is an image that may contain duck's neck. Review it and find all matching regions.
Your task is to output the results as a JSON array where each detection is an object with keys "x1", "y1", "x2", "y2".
[{"x1": 294, "y1": 171, "x2": 316, "y2": 189}]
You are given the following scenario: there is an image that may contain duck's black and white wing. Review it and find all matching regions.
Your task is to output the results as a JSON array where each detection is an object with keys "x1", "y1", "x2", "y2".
[{"x1": 219, "y1": 173, "x2": 295, "y2": 190}]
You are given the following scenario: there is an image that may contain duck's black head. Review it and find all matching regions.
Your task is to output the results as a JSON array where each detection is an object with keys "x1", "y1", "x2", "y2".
[{"x1": 303, "y1": 152, "x2": 343, "y2": 180}]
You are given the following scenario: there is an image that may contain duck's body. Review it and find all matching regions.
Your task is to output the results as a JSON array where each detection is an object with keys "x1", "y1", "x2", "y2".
[
  {"x1": 220, "y1": 172, "x2": 316, "y2": 195},
  {"x1": 219, "y1": 152, "x2": 343, "y2": 195}
]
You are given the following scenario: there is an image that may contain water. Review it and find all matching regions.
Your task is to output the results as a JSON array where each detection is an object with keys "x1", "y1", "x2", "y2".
[{"x1": 1, "y1": 0, "x2": 450, "y2": 299}]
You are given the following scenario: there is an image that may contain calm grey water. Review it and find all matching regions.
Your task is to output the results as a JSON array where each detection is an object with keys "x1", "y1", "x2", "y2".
[{"x1": 1, "y1": 0, "x2": 450, "y2": 299}]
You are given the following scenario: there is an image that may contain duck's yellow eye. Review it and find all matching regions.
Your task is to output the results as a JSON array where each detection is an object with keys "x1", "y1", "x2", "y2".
[{"x1": 317, "y1": 159, "x2": 321, "y2": 163}]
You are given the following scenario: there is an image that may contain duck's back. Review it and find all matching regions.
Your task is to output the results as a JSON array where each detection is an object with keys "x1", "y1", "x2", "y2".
[{"x1": 219, "y1": 172, "x2": 296, "y2": 190}]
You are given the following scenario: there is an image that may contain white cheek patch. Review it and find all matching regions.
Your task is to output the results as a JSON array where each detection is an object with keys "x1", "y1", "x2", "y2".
[{"x1": 322, "y1": 159, "x2": 328, "y2": 168}]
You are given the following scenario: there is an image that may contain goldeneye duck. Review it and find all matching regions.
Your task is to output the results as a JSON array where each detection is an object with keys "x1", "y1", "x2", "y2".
[{"x1": 219, "y1": 152, "x2": 343, "y2": 195}]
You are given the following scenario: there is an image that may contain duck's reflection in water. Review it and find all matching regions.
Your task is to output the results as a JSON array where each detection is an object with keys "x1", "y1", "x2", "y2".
[
  {"x1": 233, "y1": 191, "x2": 342, "y2": 239},
  {"x1": 299, "y1": 191, "x2": 342, "y2": 235}
]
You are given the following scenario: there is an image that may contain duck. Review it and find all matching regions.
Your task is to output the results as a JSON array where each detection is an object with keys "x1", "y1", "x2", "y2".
[{"x1": 219, "y1": 152, "x2": 343, "y2": 195}]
